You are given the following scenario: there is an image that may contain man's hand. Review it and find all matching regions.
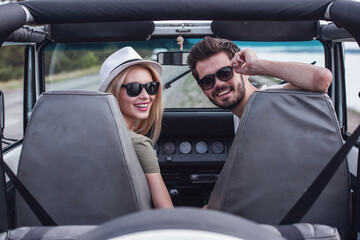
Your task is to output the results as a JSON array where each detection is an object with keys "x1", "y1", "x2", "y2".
[{"x1": 229, "y1": 48, "x2": 258, "y2": 76}]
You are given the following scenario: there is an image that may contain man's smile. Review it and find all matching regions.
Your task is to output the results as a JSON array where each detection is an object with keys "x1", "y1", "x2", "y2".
[{"x1": 216, "y1": 89, "x2": 231, "y2": 97}]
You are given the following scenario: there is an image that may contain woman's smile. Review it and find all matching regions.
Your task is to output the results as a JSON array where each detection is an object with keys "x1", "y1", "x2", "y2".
[{"x1": 118, "y1": 66, "x2": 156, "y2": 128}]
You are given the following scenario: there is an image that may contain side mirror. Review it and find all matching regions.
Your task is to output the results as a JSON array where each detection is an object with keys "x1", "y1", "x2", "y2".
[{"x1": 157, "y1": 51, "x2": 189, "y2": 66}]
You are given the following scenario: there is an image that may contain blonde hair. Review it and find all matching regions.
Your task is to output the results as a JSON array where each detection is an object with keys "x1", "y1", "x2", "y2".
[{"x1": 106, "y1": 64, "x2": 163, "y2": 143}]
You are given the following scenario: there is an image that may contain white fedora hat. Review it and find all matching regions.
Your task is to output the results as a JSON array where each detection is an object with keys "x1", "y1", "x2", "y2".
[{"x1": 99, "y1": 46, "x2": 162, "y2": 92}]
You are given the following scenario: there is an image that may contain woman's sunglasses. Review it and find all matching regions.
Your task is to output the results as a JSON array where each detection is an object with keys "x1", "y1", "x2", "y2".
[
  {"x1": 121, "y1": 82, "x2": 160, "y2": 97},
  {"x1": 197, "y1": 66, "x2": 233, "y2": 90}
]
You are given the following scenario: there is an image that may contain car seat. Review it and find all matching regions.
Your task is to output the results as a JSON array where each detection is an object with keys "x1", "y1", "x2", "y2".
[
  {"x1": 208, "y1": 89, "x2": 351, "y2": 240},
  {"x1": 15, "y1": 91, "x2": 152, "y2": 226}
]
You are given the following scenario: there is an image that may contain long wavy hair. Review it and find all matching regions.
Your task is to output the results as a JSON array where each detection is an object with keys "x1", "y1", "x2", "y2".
[{"x1": 106, "y1": 64, "x2": 163, "y2": 143}]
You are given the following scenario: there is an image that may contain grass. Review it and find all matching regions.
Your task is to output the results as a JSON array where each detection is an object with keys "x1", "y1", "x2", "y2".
[{"x1": 0, "y1": 79, "x2": 23, "y2": 90}]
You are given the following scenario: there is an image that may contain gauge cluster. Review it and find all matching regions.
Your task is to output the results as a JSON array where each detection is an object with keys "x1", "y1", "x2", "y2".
[
  {"x1": 157, "y1": 111, "x2": 234, "y2": 206},
  {"x1": 155, "y1": 138, "x2": 230, "y2": 163}
]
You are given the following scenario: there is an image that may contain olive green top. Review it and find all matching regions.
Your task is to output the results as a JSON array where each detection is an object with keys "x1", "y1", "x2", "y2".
[{"x1": 127, "y1": 130, "x2": 160, "y2": 174}]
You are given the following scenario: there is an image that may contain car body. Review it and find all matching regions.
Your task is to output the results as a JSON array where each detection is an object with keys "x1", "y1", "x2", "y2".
[{"x1": 0, "y1": 0, "x2": 359, "y2": 239}]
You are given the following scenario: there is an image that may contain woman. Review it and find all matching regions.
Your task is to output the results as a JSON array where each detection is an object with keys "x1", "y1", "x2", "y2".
[{"x1": 99, "y1": 47, "x2": 173, "y2": 208}]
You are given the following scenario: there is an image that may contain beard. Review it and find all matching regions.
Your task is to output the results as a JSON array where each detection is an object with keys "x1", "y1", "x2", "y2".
[{"x1": 209, "y1": 75, "x2": 246, "y2": 110}]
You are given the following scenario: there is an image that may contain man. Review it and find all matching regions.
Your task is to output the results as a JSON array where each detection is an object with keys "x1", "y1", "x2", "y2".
[{"x1": 187, "y1": 36, "x2": 333, "y2": 119}]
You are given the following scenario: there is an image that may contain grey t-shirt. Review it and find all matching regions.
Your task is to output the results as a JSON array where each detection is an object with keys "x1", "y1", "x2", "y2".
[{"x1": 128, "y1": 130, "x2": 160, "y2": 174}]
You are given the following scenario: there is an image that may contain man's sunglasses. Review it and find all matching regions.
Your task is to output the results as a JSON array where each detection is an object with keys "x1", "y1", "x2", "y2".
[
  {"x1": 121, "y1": 82, "x2": 160, "y2": 97},
  {"x1": 197, "y1": 66, "x2": 233, "y2": 90}
]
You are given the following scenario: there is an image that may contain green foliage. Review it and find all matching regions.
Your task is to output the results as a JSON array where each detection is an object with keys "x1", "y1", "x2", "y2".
[
  {"x1": 0, "y1": 39, "x2": 197, "y2": 83},
  {"x1": 0, "y1": 45, "x2": 24, "y2": 82},
  {"x1": 44, "y1": 50, "x2": 101, "y2": 75}
]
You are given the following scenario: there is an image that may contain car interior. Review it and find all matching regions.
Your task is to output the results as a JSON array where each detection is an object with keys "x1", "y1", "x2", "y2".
[{"x1": 0, "y1": 0, "x2": 360, "y2": 239}]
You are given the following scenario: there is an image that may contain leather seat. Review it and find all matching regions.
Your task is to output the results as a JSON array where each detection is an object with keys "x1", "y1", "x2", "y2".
[
  {"x1": 208, "y1": 89, "x2": 351, "y2": 240},
  {"x1": 16, "y1": 91, "x2": 152, "y2": 226}
]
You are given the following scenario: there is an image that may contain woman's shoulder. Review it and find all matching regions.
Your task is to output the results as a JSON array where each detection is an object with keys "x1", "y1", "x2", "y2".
[
  {"x1": 127, "y1": 130, "x2": 159, "y2": 174},
  {"x1": 127, "y1": 129, "x2": 153, "y2": 146}
]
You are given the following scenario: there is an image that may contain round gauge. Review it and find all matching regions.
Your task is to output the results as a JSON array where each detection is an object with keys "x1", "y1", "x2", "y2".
[
  {"x1": 211, "y1": 141, "x2": 224, "y2": 154},
  {"x1": 163, "y1": 142, "x2": 176, "y2": 154},
  {"x1": 179, "y1": 141, "x2": 192, "y2": 154},
  {"x1": 195, "y1": 141, "x2": 208, "y2": 154}
]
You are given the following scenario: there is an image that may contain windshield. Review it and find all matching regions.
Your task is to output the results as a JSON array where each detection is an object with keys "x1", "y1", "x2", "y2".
[{"x1": 44, "y1": 38, "x2": 325, "y2": 109}]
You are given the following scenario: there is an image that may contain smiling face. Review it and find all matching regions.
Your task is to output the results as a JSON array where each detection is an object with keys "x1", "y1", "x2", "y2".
[
  {"x1": 196, "y1": 52, "x2": 246, "y2": 110},
  {"x1": 118, "y1": 66, "x2": 156, "y2": 129}
]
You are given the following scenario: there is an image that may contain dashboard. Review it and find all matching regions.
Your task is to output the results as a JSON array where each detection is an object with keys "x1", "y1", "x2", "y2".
[
  {"x1": 158, "y1": 110, "x2": 235, "y2": 206},
  {"x1": 158, "y1": 111, "x2": 234, "y2": 164}
]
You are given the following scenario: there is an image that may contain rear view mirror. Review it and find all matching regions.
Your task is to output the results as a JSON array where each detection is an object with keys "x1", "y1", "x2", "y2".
[{"x1": 157, "y1": 51, "x2": 189, "y2": 66}]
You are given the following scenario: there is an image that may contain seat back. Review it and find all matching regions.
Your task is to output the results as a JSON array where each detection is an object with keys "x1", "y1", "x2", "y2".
[
  {"x1": 208, "y1": 89, "x2": 351, "y2": 239},
  {"x1": 16, "y1": 91, "x2": 152, "y2": 226}
]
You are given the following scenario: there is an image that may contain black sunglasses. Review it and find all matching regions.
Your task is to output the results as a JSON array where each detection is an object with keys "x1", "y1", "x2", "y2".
[
  {"x1": 197, "y1": 66, "x2": 233, "y2": 90},
  {"x1": 121, "y1": 82, "x2": 160, "y2": 97}
]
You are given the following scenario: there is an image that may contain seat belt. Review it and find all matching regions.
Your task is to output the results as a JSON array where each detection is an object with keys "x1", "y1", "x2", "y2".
[
  {"x1": 0, "y1": 145, "x2": 9, "y2": 232},
  {"x1": 275, "y1": 225, "x2": 305, "y2": 240},
  {"x1": 280, "y1": 123, "x2": 360, "y2": 224},
  {"x1": 0, "y1": 153, "x2": 57, "y2": 226},
  {"x1": 354, "y1": 144, "x2": 360, "y2": 236},
  {"x1": 0, "y1": 90, "x2": 56, "y2": 226},
  {"x1": 0, "y1": 90, "x2": 8, "y2": 232}
]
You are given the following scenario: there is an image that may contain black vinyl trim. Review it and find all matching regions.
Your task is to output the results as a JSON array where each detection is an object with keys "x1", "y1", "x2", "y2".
[
  {"x1": 49, "y1": 22, "x2": 155, "y2": 42},
  {"x1": 212, "y1": 21, "x2": 319, "y2": 41},
  {"x1": 0, "y1": 3, "x2": 26, "y2": 44},
  {"x1": 19, "y1": 0, "x2": 332, "y2": 23}
]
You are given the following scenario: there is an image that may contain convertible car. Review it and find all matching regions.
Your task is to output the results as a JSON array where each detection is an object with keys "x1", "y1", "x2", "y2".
[{"x1": 0, "y1": 0, "x2": 359, "y2": 239}]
